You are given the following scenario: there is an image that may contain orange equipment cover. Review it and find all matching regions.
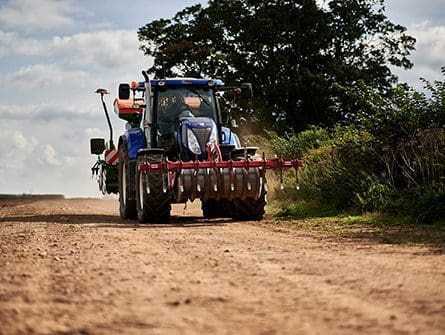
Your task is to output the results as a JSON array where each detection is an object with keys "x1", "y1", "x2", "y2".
[
  {"x1": 184, "y1": 97, "x2": 200, "y2": 114},
  {"x1": 113, "y1": 98, "x2": 143, "y2": 115}
]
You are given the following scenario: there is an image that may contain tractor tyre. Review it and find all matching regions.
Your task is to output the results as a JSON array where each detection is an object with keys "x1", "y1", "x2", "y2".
[
  {"x1": 136, "y1": 156, "x2": 171, "y2": 223},
  {"x1": 118, "y1": 144, "x2": 137, "y2": 220},
  {"x1": 230, "y1": 153, "x2": 267, "y2": 221},
  {"x1": 233, "y1": 190, "x2": 266, "y2": 221},
  {"x1": 202, "y1": 199, "x2": 234, "y2": 218}
]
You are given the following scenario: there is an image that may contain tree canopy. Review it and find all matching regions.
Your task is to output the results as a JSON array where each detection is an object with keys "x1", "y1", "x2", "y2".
[{"x1": 138, "y1": 0, "x2": 415, "y2": 133}]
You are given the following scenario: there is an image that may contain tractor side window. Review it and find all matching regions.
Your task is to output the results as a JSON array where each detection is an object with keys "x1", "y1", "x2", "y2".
[
  {"x1": 196, "y1": 92, "x2": 214, "y2": 118},
  {"x1": 156, "y1": 93, "x2": 176, "y2": 149}
]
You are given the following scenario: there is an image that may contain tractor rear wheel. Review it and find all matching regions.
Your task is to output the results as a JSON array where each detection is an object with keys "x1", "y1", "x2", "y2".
[
  {"x1": 118, "y1": 144, "x2": 137, "y2": 219},
  {"x1": 202, "y1": 199, "x2": 234, "y2": 218},
  {"x1": 136, "y1": 155, "x2": 171, "y2": 223},
  {"x1": 233, "y1": 189, "x2": 266, "y2": 221}
]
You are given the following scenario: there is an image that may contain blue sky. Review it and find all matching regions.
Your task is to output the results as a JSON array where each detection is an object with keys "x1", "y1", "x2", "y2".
[{"x1": 0, "y1": 0, "x2": 444, "y2": 197}]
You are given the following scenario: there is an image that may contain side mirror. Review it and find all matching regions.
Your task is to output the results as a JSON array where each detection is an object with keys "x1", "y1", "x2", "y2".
[
  {"x1": 118, "y1": 83, "x2": 130, "y2": 100},
  {"x1": 90, "y1": 138, "x2": 105, "y2": 155},
  {"x1": 240, "y1": 83, "x2": 253, "y2": 100}
]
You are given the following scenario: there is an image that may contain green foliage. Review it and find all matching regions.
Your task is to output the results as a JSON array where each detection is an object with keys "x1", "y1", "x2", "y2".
[
  {"x1": 346, "y1": 73, "x2": 445, "y2": 192},
  {"x1": 275, "y1": 200, "x2": 341, "y2": 219},
  {"x1": 301, "y1": 134, "x2": 379, "y2": 209},
  {"x1": 268, "y1": 70, "x2": 445, "y2": 223},
  {"x1": 265, "y1": 126, "x2": 330, "y2": 157},
  {"x1": 138, "y1": 0, "x2": 415, "y2": 132},
  {"x1": 383, "y1": 185, "x2": 445, "y2": 223}
]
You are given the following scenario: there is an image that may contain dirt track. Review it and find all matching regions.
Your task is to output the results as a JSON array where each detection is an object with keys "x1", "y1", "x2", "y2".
[{"x1": 0, "y1": 198, "x2": 444, "y2": 335}]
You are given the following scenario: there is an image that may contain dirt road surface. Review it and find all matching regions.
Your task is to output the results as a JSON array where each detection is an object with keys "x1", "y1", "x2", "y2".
[{"x1": 0, "y1": 198, "x2": 444, "y2": 335}]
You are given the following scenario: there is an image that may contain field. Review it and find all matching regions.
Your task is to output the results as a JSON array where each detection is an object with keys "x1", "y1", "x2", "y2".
[{"x1": 0, "y1": 198, "x2": 444, "y2": 334}]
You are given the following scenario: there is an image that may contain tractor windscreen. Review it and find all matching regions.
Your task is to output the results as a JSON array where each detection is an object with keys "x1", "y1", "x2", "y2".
[
  {"x1": 155, "y1": 87, "x2": 218, "y2": 150},
  {"x1": 156, "y1": 87, "x2": 217, "y2": 123}
]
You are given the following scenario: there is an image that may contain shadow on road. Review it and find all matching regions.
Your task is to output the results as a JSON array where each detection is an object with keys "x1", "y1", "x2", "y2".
[
  {"x1": 0, "y1": 213, "x2": 232, "y2": 228},
  {"x1": 341, "y1": 228, "x2": 445, "y2": 249},
  {"x1": 1, "y1": 213, "x2": 443, "y2": 248}
]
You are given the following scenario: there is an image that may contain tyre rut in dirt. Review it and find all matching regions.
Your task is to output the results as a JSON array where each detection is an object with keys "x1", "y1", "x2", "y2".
[
  {"x1": 136, "y1": 155, "x2": 171, "y2": 223},
  {"x1": 118, "y1": 144, "x2": 137, "y2": 219}
]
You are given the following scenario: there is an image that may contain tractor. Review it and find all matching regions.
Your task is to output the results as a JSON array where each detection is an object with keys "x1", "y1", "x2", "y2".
[{"x1": 90, "y1": 71, "x2": 302, "y2": 223}]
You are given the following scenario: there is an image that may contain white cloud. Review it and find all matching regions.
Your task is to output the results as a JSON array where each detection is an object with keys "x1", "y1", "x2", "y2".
[
  {"x1": 12, "y1": 131, "x2": 28, "y2": 149},
  {"x1": 394, "y1": 21, "x2": 445, "y2": 89},
  {"x1": 0, "y1": 102, "x2": 100, "y2": 122},
  {"x1": 5, "y1": 63, "x2": 91, "y2": 89},
  {"x1": 0, "y1": 0, "x2": 81, "y2": 32},
  {"x1": 0, "y1": 29, "x2": 148, "y2": 73},
  {"x1": 0, "y1": 30, "x2": 50, "y2": 56},
  {"x1": 41, "y1": 144, "x2": 61, "y2": 166},
  {"x1": 0, "y1": 130, "x2": 38, "y2": 170},
  {"x1": 52, "y1": 30, "x2": 147, "y2": 69},
  {"x1": 409, "y1": 22, "x2": 445, "y2": 71},
  {"x1": 0, "y1": 123, "x2": 103, "y2": 196},
  {"x1": 84, "y1": 127, "x2": 106, "y2": 138},
  {"x1": 0, "y1": 0, "x2": 177, "y2": 196},
  {"x1": 385, "y1": 0, "x2": 445, "y2": 28}
]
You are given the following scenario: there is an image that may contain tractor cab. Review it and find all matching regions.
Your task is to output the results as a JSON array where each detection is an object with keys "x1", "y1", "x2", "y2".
[
  {"x1": 116, "y1": 78, "x2": 228, "y2": 161},
  {"x1": 151, "y1": 80, "x2": 222, "y2": 159}
]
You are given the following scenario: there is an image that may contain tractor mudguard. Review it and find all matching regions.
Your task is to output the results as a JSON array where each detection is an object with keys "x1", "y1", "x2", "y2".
[
  {"x1": 124, "y1": 127, "x2": 145, "y2": 160},
  {"x1": 221, "y1": 127, "x2": 241, "y2": 148}
]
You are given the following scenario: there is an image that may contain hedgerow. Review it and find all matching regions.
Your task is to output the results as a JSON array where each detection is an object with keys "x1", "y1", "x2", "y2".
[{"x1": 267, "y1": 69, "x2": 445, "y2": 223}]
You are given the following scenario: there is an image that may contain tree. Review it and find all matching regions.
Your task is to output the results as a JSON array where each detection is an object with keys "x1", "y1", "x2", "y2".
[{"x1": 138, "y1": 0, "x2": 415, "y2": 133}]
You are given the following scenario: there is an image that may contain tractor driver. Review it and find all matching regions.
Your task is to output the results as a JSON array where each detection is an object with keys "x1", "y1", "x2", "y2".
[
  {"x1": 166, "y1": 92, "x2": 194, "y2": 120},
  {"x1": 157, "y1": 92, "x2": 194, "y2": 151}
]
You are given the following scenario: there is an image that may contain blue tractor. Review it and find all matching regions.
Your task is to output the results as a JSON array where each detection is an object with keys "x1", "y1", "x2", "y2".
[{"x1": 90, "y1": 71, "x2": 301, "y2": 223}]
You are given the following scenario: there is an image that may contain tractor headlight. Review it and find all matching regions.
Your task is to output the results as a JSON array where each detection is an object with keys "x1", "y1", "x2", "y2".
[{"x1": 187, "y1": 129, "x2": 201, "y2": 155}]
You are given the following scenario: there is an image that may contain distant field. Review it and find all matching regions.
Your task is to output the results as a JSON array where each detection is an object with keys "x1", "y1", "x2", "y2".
[{"x1": 0, "y1": 194, "x2": 64, "y2": 200}]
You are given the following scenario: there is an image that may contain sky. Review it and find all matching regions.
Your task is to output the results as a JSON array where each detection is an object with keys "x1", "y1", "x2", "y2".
[{"x1": 0, "y1": 0, "x2": 444, "y2": 198}]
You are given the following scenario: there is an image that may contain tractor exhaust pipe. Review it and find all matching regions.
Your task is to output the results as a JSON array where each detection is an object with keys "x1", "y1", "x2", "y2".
[
  {"x1": 95, "y1": 88, "x2": 115, "y2": 150},
  {"x1": 142, "y1": 70, "x2": 152, "y2": 147}
]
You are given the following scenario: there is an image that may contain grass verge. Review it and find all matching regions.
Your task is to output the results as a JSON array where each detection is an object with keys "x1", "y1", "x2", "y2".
[{"x1": 266, "y1": 200, "x2": 445, "y2": 248}]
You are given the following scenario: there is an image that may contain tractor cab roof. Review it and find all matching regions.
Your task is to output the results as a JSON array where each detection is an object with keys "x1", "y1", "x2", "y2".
[{"x1": 135, "y1": 78, "x2": 224, "y2": 89}]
